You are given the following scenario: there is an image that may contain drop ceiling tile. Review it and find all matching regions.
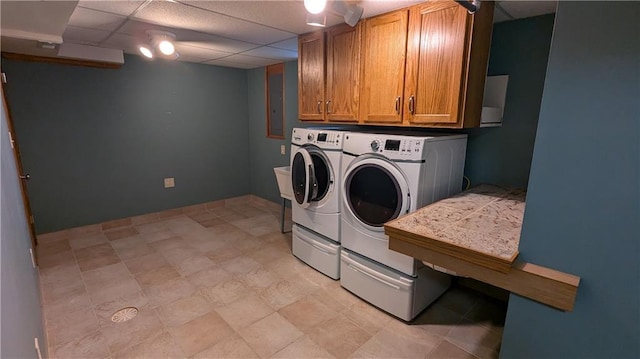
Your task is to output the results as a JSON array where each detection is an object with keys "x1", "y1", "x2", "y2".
[
  {"x1": 498, "y1": 1, "x2": 557, "y2": 19},
  {"x1": 63, "y1": 26, "x2": 111, "y2": 45},
  {"x1": 173, "y1": 54, "x2": 207, "y2": 64},
  {"x1": 112, "y1": 19, "x2": 172, "y2": 39},
  {"x1": 68, "y1": 6, "x2": 127, "y2": 31},
  {"x1": 102, "y1": 32, "x2": 230, "y2": 65},
  {"x1": 117, "y1": 20, "x2": 258, "y2": 53},
  {"x1": 215, "y1": 54, "x2": 281, "y2": 67},
  {"x1": 175, "y1": 37, "x2": 256, "y2": 54},
  {"x1": 132, "y1": 1, "x2": 296, "y2": 45},
  {"x1": 242, "y1": 46, "x2": 297, "y2": 61},
  {"x1": 269, "y1": 37, "x2": 298, "y2": 52},
  {"x1": 0, "y1": 1, "x2": 76, "y2": 41},
  {"x1": 174, "y1": 43, "x2": 232, "y2": 63},
  {"x1": 76, "y1": 0, "x2": 146, "y2": 17},
  {"x1": 203, "y1": 59, "x2": 259, "y2": 70},
  {"x1": 101, "y1": 32, "x2": 146, "y2": 55},
  {"x1": 360, "y1": 0, "x2": 423, "y2": 18},
  {"x1": 183, "y1": 0, "x2": 339, "y2": 34}
]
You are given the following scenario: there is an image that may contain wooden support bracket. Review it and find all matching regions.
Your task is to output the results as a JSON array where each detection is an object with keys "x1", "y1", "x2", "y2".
[{"x1": 389, "y1": 237, "x2": 580, "y2": 311}]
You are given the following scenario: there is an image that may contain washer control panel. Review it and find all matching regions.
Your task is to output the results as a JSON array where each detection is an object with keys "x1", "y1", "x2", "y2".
[{"x1": 292, "y1": 128, "x2": 342, "y2": 149}]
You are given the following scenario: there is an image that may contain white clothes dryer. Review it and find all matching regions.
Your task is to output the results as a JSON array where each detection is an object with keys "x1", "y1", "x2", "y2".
[
  {"x1": 290, "y1": 128, "x2": 346, "y2": 279},
  {"x1": 339, "y1": 131, "x2": 467, "y2": 320}
]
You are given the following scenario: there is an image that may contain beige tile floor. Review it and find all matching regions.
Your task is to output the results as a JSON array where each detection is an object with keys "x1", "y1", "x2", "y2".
[{"x1": 36, "y1": 197, "x2": 507, "y2": 359}]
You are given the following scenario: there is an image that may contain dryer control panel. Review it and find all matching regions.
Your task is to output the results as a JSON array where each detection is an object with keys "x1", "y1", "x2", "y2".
[
  {"x1": 343, "y1": 132, "x2": 467, "y2": 161},
  {"x1": 367, "y1": 139, "x2": 422, "y2": 157},
  {"x1": 380, "y1": 139, "x2": 425, "y2": 160},
  {"x1": 343, "y1": 133, "x2": 427, "y2": 160}
]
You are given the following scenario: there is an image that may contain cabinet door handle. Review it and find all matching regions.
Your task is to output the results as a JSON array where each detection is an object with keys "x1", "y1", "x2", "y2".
[
  {"x1": 326, "y1": 100, "x2": 332, "y2": 114},
  {"x1": 317, "y1": 100, "x2": 322, "y2": 114},
  {"x1": 395, "y1": 96, "x2": 401, "y2": 115},
  {"x1": 409, "y1": 95, "x2": 415, "y2": 115}
]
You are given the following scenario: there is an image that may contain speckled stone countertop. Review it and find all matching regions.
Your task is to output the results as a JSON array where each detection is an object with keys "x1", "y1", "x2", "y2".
[{"x1": 386, "y1": 184, "x2": 526, "y2": 270}]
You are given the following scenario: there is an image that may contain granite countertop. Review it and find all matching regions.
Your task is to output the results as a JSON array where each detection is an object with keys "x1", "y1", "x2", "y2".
[{"x1": 386, "y1": 184, "x2": 526, "y2": 270}]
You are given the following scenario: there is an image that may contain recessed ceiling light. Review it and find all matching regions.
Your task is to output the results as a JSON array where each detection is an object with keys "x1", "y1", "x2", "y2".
[
  {"x1": 146, "y1": 30, "x2": 177, "y2": 57},
  {"x1": 158, "y1": 40, "x2": 175, "y2": 55},
  {"x1": 304, "y1": 0, "x2": 327, "y2": 14},
  {"x1": 139, "y1": 46, "x2": 153, "y2": 58}
]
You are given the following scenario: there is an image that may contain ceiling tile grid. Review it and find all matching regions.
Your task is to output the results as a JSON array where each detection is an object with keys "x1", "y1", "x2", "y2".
[
  {"x1": 67, "y1": 6, "x2": 128, "y2": 32},
  {"x1": 76, "y1": 0, "x2": 146, "y2": 17},
  {"x1": 242, "y1": 46, "x2": 297, "y2": 60},
  {"x1": 268, "y1": 37, "x2": 298, "y2": 52},
  {"x1": 1, "y1": 1, "x2": 558, "y2": 69},
  {"x1": 62, "y1": 25, "x2": 112, "y2": 45},
  {"x1": 132, "y1": 1, "x2": 297, "y2": 45}
]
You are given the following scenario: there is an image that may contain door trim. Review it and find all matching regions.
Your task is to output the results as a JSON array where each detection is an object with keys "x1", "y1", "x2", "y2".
[{"x1": 1, "y1": 75, "x2": 39, "y2": 264}]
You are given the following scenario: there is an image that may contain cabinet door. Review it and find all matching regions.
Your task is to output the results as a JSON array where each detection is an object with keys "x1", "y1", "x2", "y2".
[
  {"x1": 298, "y1": 31, "x2": 325, "y2": 121},
  {"x1": 359, "y1": 10, "x2": 409, "y2": 124},
  {"x1": 403, "y1": 1, "x2": 469, "y2": 126},
  {"x1": 326, "y1": 24, "x2": 361, "y2": 122}
]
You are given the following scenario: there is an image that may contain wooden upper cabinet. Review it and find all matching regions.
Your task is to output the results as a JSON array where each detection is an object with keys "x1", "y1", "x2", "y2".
[
  {"x1": 298, "y1": 31, "x2": 325, "y2": 121},
  {"x1": 404, "y1": 1, "x2": 494, "y2": 128},
  {"x1": 297, "y1": 0, "x2": 494, "y2": 128},
  {"x1": 326, "y1": 24, "x2": 361, "y2": 122},
  {"x1": 403, "y1": 2, "x2": 467, "y2": 125},
  {"x1": 298, "y1": 25, "x2": 361, "y2": 122},
  {"x1": 359, "y1": 10, "x2": 409, "y2": 124}
]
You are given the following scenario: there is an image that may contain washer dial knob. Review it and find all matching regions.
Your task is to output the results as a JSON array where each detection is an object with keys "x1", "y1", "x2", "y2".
[
  {"x1": 307, "y1": 133, "x2": 314, "y2": 141},
  {"x1": 370, "y1": 140, "x2": 381, "y2": 152}
]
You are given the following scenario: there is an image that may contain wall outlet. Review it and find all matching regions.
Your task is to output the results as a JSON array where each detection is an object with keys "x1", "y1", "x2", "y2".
[
  {"x1": 164, "y1": 177, "x2": 175, "y2": 188},
  {"x1": 280, "y1": 144, "x2": 286, "y2": 155}
]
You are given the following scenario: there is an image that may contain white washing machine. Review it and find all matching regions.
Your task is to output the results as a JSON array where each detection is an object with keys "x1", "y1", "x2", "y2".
[
  {"x1": 290, "y1": 128, "x2": 345, "y2": 279},
  {"x1": 339, "y1": 131, "x2": 467, "y2": 320}
]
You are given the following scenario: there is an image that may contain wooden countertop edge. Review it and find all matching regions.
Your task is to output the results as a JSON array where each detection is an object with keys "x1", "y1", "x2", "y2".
[
  {"x1": 384, "y1": 225, "x2": 516, "y2": 273},
  {"x1": 389, "y1": 236, "x2": 580, "y2": 311}
]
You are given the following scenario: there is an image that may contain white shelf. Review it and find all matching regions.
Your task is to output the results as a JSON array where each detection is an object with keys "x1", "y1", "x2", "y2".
[{"x1": 480, "y1": 75, "x2": 509, "y2": 127}]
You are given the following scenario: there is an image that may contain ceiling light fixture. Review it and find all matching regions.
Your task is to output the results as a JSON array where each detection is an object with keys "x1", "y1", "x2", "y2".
[
  {"x1": 330, "y1": 1, "x2": 364, "y2": 27},
  {"x1": 139, "y1": 45, "x2": 153, "y2": 59},
  {"x1": 158, "y1": 40, "x2": 175, "y2": 55},
  {"x1": 304, "y1": 0, "x2": 363, "y2": 28},
  {"x1": 139, "y1": 30, "x2": 179, "y2": 60},
  {"x1": 304, "y1": 0, "x2": 327, "y2": 15}
]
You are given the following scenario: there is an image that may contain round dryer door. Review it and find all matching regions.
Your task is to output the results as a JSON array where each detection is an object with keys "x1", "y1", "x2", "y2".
[
  {"x1": 291, "y1": 146, "x2": 333, "y2": 208},
  {"x1": 343, "y1": 157, "x2": 410, "y2": 230}
]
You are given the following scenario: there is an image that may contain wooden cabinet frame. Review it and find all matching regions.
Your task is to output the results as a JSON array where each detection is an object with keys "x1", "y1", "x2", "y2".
[{"x1": 298, "y1": 0, "x2": 495, "y2": 129}]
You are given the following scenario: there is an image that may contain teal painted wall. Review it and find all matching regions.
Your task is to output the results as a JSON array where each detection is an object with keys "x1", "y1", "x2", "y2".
[
  {"x1": 462, "y1": 14, "x2": 555, "y2": 189},
  {"x1": 1, "y1": 88, "x2": 47, "y2": 357},
  {"x1": 247, "y1": 61, "x2": 301, "y2": 203},
  {"x1": 3, "y1": 55, "x2": 250, "y2": 233},
  {"x1": 500, "y1": 2, "x2": 639, "y2": 358}
]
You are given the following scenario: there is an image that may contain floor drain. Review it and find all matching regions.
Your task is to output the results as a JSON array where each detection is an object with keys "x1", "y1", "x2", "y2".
[{"x1": 111, "y1": 307, "x2": 139, "y2": 323}]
